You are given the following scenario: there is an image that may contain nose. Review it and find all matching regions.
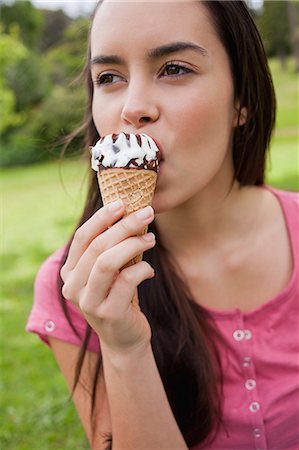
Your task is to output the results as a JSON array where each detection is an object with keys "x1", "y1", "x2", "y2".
[{"x1": 121, "y1": 82, "x2": 159, "y2": 129}]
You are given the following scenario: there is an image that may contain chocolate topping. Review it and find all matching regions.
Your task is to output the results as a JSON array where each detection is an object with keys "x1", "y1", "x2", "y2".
[{"x1": 92, "y1": 132, "x2": 161, "y2": 173}]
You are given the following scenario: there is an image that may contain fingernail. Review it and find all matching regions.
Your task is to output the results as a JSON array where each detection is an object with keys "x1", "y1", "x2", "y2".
[
  {"x1": 142, "y1": 232, "x2": 155, "y2": 242},
  {"x1": 108, "y1": 199, "x2": 123, "y2": 212},
  {"x1": 136, "y1": 206, "x2": 154, "y2": 220}
]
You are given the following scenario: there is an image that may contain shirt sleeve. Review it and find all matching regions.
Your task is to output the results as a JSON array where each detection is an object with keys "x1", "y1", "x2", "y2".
[{"x1": 26, "y1": 246, "x2": 100, "y2": 353}]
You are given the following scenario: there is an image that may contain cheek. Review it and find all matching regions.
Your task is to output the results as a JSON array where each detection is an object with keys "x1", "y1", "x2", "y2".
[
  {"x1": 166, "y1": 86, "x2": 215, "y2": 134},
  {"x1": 92, "y1": 93, "x2": 119, "y2": 136},
  {"x1": 170, "y1": 97, "x2": 218, "y2": 155},
  {"x1": 166, "y1": 87, "x2": 236, "y2": 185},
  {"x1": 182, "y1": 89, "x2": 235, "y2": 151}
]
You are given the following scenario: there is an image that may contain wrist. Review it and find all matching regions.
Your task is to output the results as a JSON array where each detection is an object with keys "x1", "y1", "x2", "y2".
[{"x1": 101, "y1": 340, "x2": 154, "y2": 372}]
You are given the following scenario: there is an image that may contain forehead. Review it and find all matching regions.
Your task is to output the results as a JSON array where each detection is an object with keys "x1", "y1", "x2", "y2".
[{"x1": 91, "y1": 1, "x2": 216, "y2": 56}]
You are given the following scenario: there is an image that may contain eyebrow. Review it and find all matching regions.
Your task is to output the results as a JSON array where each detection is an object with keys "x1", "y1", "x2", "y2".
[
  {"x1": 148, "y1": 41, "x2": 208, "y2": 59},
  {"x1": 91, "y1": 54, "x2": 124, "y2": 66},
  {"x1": 91, "y1": 41, "x2": 208, "y2": 66}
]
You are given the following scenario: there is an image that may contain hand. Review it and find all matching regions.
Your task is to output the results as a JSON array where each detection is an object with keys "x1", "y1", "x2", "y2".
[{"x1": 60, "y1": 200, "x2": 156, "y2": 356}]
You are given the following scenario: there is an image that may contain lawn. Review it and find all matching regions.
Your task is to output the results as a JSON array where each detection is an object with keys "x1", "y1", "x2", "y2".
[
  {"x1": 1, "y1": 159, "x2": 90, "y2": 449},
  {"x1": 1, "y1": 59, "x2": 298, "y2": 449}
]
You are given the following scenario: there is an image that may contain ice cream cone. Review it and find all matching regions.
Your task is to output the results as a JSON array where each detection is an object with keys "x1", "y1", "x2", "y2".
[{"x1": 92, "y1": 132, "x2": 160, "y2": 307}]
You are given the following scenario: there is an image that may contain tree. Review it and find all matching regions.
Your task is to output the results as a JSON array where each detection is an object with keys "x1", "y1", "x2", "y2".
[
  {"x1": 39, "y1": 9, "x2": 71, "y2": 51},
  {"x1": 286, "y1": 1, "x2": 299, "y2": 72},
  {"x1": 257, "y1": 1, "x2": 291, "y2": 68},
  {"x1": 0, "y1": 0, "x2": 43, "y2": 49},
  {"x1": 1, "y1": 84, "x2": 86, "y2": 166},
  {"x1": 45, "y1": 17, "x2": 89, "y2": 83},
  {"x1": 5, "y1": 52, "x2": 50, "y2": 112},
  {"x1": 0, "y1": 26, "x2": 28, "y2": 135}
]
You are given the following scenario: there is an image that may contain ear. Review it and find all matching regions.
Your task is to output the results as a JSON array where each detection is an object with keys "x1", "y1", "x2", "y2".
[{"x1": 233, "y1": 102, "x2": 247, "y2": 127}]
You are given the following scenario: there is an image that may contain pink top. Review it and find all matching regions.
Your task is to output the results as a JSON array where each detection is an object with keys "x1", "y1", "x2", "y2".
[{"x1": 26, "y1": 187, "x2": 299, "y2": 450}]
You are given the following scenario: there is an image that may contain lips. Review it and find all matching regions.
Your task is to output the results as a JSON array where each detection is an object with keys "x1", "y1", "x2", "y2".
[{"x1": 149, "y1": 136, "x2": 164, "y2": 162}]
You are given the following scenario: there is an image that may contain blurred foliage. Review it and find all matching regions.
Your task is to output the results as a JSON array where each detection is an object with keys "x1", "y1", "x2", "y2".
[
  {"x1": 0, "y1": 85, "x2": 86, "y2": 166},
  {"x1": 0, "y1": 26, "x2": 28, "y2": 134},
  {"x1": 5, "y1": 52, "x2": 50, "y2": 111},
  {"x1": 39, "y1": 9, "x2": 71, "y2": 51},
  {"x1": 256, "y1": 1, "x2": 299, "y2": 69},
  {"x1": 0, "y1": 1, "x2": 43, "y2": 49},
  {"x1": 257, "y1": 1, "x2": 290, "y2": 57},
  {"x1": 46, "y1": 18, "x2": 90, "y2": 84},
  {"x1": 0, "y1": 1, "x2": 89, "y2": 167}
]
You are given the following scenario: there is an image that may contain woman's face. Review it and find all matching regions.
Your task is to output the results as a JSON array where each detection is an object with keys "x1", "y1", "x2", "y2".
[{"x1": 91, "y1": 1, "x2": 241, "y2": 213}]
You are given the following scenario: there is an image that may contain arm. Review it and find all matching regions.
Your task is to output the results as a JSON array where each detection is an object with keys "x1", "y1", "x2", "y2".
[
  {"x1": 48, "y1": 337, "x2": 112, "y2": 450},
  {"x1": 59, "y1": 201, "x2": 188, "y2": 449},
  {"x1": 101, "y1": 344, "x2": 187, "y2": 450}
]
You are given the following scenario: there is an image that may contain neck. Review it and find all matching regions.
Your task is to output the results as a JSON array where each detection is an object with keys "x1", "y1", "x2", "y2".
[{"x1": 155, "y1": 181, "x2": 260, "y2": 257}]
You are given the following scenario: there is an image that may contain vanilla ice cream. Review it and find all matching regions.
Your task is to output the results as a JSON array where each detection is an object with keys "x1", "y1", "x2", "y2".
[{"x1": 91, "y1": 132, "x2": 160, "y2": 172}]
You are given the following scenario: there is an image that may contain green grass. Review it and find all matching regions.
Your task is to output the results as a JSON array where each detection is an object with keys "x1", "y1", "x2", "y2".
[
  {"x1": 1, "y1": 159, "x2": 90, "y2": 449},
  {"x1": 1, "y1": 59, "x2": 298, "y2": 449}
]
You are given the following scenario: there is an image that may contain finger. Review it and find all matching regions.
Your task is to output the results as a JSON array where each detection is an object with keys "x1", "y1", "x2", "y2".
[
  {"x1": 80, "y1": 233, "x2": 156, "y2": 309},
  {"x1": 83, "y1": 261, "x2": 155, "y2": 319},
  {"x1": 61, "y1": 200, "x2": 125, "y2": 279},
  {"x1": 72, "y1": 206, "x2": 154, "y2": 287},
  {"x1": 103, "y1": 261, "x2": 155, "y2": 317}
]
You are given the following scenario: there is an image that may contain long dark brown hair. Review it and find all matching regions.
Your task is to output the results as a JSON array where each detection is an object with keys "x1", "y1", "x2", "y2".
[{"x1": 58, "y1": 1, "x2": 276, "y2": 447}]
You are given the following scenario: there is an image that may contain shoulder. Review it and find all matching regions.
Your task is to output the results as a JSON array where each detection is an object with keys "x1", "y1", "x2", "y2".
[
  {"x1": 265, "y1": 186, "x2": 298, "y2": 227},
  {"x1": 35, "y1": 245, "x2": 67, "y2": 291},
  {"x1": 266, "y1": 186, "x2": 299, "y2": 206},
  {"x1": 26, "y1": 245, "x2": 100, "y2": 353}
]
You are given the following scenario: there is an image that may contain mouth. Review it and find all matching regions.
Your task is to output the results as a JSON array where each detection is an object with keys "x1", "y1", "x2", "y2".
[{"x1": 149, "y1": 136, "x2": 165, "y2": 163}]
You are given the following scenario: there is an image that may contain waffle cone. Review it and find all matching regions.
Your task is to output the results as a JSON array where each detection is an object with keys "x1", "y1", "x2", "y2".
[{"x1": 97, "y1": 168, "x2": 157, "y2": 265}]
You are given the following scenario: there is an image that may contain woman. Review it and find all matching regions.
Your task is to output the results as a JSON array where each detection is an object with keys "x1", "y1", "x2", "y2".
[{"x1": 27, "y1": 1, "x2": 299, "y2": 449}]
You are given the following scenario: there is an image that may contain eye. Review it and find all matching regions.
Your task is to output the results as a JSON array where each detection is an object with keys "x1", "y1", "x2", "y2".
[
  {"x1": 160, "y1": 63, "x2": 193, "y2": 79},
  {"x1": 94, "y1": 73, "x2": 124, "y2": 86}
]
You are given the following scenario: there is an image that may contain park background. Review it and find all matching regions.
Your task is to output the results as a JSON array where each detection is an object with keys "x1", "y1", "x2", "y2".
[{"x1": 1, "y1": 1, "x2": 298, "y2": 449}]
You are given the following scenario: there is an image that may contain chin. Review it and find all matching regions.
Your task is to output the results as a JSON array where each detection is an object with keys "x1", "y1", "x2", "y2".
[
  {"x1": 152, "y1": 190, "x2": 181, "y2": 215},
  {"x1": 152, "y1": 193, "x2": 169, "y2": 214},
  {"x1": 151, "y1": 197, "x2": 164, "y2": 215}
]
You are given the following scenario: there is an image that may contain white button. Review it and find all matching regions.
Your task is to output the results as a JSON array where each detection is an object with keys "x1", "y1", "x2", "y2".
[
  {"x1": 245, "y1": 379, "x2": 256, "y2": 390},
  {"x1": 44, "y1": 320, "x2": 56, "y2": 332},
  {"x1": 249, "y1": 401, "x2": 260, "y2": 413},
  {"x1": 233, "y1": 329, "x2": 245, "y2": 341},
  {"x1": 243, "y1": 356, "x2": 251, "y2": 367},
  {"x1": 244, "y1": 329, "x2": 252, "y2": 340},
  {"x1": 253, "y1": 428, "x2": 262, "y2": 438}
]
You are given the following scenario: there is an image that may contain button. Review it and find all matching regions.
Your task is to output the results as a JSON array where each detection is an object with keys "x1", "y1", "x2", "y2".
[
  {"x1": 233, "y1": 329, "x2": 245, "y2": 341},
  {"x1": 244, "y1": 329, "x2": 252, "y2": 340},
  {"x1": 253, "y1": 428, "x2": 262, "y2": 438},
  {"x1": 243, "y1": 356, "x2": 251, "y2": 367},
  {"x1": 44, "y1": 320, "x2": 56, "y2": 332},
  {"x1": 245, "y1": 379, "x2": 256, "y2": 390},
  {"x1": 249, "y1": 401, "x2": 260, "y2": 412}
]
